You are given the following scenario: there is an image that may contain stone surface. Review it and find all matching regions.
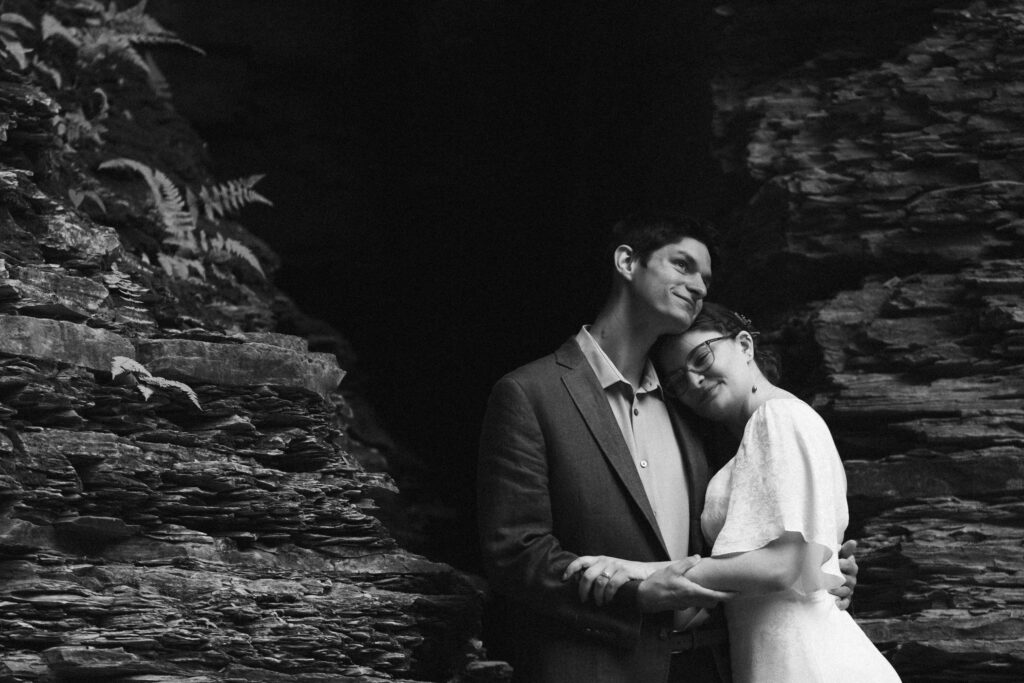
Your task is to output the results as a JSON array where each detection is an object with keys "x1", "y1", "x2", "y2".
[
  {"x1": 714, "y1": 2, "x2": 1024, "y2": 679},
  {"x1": 136, "y1": 339, "x2": 345, "y2": 400},
  {"x1": 0, "y1": 2, "x2": 493, "y2": 680},
  {"x1": 0, "y1": 265, "x2": 113, "y2": 322},
  {"x1": 0, "y1": 315, "x2": 134, "y2": 372}
]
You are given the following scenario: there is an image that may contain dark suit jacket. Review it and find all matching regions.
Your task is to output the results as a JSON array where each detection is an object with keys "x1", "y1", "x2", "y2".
[{"x1": 478, "y1": 337, "x2": 726, "y2": 682}]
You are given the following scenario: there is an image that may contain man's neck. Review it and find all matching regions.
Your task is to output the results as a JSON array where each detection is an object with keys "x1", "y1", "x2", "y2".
[{"x1": 588, "y1": 303, "x2": 663, "y2": 389}]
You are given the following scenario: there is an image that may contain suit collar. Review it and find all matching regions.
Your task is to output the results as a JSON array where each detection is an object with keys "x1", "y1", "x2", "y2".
[
  {"x1": 558, "y1": 335, "x2": 711, "y2": 557},
  {"x1": 560, "y1": 338, "x2": 670, "y2": 557}
]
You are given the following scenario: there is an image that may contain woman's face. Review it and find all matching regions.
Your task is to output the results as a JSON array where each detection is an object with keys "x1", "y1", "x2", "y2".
[{"x1": 658, "y1": 328, "x2": 756, "y2": 422}]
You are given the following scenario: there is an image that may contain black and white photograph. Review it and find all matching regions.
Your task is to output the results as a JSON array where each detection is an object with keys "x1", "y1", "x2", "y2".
[{"x1": 0, "y1": 1, "x2": 1020, "y2": 681}]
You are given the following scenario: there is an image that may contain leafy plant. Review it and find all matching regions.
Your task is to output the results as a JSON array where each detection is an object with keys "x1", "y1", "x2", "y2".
[
  {"x1": 198, "y1": 176, "x2": 273, "y2": 221},
  {"x1": 42, "y1": 0, "x2": 203, "y2": 92},
  {"x1": 111, "y1": 355, "x2": 202, "y2": 410},
  {"x1": 98, "y1": 157, "x2": 269, "y2": 278},
  {"x1": 99, "y1": 157, "x2": 195, "y2": 241},
  {"x1": 0, "y1": 11, "x2": 34, "y2": 70}
]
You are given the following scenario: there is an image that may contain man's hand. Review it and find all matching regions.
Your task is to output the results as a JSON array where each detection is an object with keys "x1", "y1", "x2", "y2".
[
  {"x1": 636, "y1": 556, "x2": 733, "y2": 613},
  {"x1": 563, "y1": 555, "x2": 657, "y2": 606},
  {"x1": 832, "y1": 539, "x2": 858, "y2": 611}
]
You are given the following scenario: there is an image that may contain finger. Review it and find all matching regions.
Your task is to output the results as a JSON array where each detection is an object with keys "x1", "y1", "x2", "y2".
[
  {"x1": 579, "y1": 563, "x2": 608, "y2": 603},
  {"x1": 835, "y1": 596, "x2": 851, "y2": 611},
  {"x1": 597, "y1": 568, "x2": 630, "y2": 606},
  {"x1": 838, "y1": 539, "x2": 858, "y2": 559},
  {"x1": 685, "y1": 581, "x2": 734, "y2": 606},
  {"x1": 830, "y1": 585, "x2": 852, "y2": 600},
  {"x1": 563, "y1": 556, "x2": 594, "y2": 581}
]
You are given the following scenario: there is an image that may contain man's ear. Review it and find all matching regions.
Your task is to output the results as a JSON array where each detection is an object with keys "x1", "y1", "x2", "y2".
[{"x1": 613, "y1": 245, "x2": 636, "y2": 281}]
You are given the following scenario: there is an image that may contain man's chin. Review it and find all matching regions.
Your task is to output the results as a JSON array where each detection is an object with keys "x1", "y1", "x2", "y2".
[{"x1": 666, "y1": 312, "x2": 696, "y2": 333}]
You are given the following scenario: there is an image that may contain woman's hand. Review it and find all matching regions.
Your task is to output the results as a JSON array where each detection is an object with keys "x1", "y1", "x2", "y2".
[
  {"x1": 562, "y1": 555, "x2": 663, "y2": 606},
  {"x1": 832, "y1": 539, "x2": 858, "y2": 610},
  {"x1": 637, "y1": 556, "x2": 733, "y2": 612}
]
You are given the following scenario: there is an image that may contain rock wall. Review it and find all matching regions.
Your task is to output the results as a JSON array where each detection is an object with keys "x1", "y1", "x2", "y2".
[
  {"x1": 0, "y1": 1, "x2": 499, "y2": 681},
  {"x1": 713, "y1": 2, "x2": 1024, "y2": 680}
]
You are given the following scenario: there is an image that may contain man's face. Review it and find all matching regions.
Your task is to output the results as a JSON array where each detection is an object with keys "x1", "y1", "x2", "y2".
[{"x1": 629, "y1": 236, "x2": 712, "y2": 333}]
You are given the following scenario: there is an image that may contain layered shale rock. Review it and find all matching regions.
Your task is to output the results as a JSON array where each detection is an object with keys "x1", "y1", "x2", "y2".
[
  {"x1": 713, "y1": 2, "x2": 1024, "y2": 680},
  {"x1": 0, "y1": 1, "x2": 499, "y2": 681}
]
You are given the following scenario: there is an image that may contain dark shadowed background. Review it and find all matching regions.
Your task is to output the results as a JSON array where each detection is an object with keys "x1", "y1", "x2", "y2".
[{"x1": 146, "y1": 0, "x2": 722, "y2": 572}]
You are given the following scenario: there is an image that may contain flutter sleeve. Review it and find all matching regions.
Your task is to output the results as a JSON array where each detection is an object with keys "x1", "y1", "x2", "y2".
[{"x1": 710, "y1": 399, "x2": 848, "y2": 594}]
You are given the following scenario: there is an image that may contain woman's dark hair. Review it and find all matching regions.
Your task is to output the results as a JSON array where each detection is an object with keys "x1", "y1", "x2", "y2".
[{"x1": 684, "y1": 302, "x2": 781, "y2": 383}]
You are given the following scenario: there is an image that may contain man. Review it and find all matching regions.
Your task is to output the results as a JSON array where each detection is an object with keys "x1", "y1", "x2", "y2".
[{"x1": 478, "y1": 212, "x2": 856, "y2": 682}]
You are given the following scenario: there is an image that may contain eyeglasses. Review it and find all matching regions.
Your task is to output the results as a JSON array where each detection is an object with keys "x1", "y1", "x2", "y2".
[{"x1": 664, "y1": 334, "x2": 737, "y2": 397}]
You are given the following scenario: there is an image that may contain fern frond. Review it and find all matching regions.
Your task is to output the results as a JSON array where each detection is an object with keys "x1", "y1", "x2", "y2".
[
  {"x1": 98, "y1": 158, "x2": 196, "y2": 238},
  {"x1": 1, "y1": 39, "x2": 30, "y2": 70},
  {"x1": 198, "y1": 175, "x2": 273, "y2": 220},
  {"x1": 51, "y1": 0, "x2": 202, "y2": 85},
  {"x1": 207, "y1": 234, "x2": 265, "y2": 277},
  {"x1": 156, "y1": 253, "x2": 205, "y2": 280},
  {"x1": 41, "y1": 14, "x2": 80, "y2": 45},
  {"x1": 79, "y1": 31, "x2": 150, "y2": 74},
  {"x1": 110, "y1": 354, "x2": 202, "y2": 410},
  {"x1": 111, "y1": 355, "x2": 151, "y2": 378},
  {"x1": 140, "y1": 374, "x2": 202, "y2": 410},
  {"x1": 102, "y1": 0, "x2": 203, "y2": 54},
  {"x1": 1, "y1": 13, "x2": 35, "y2": 31},
  {"x1": 33, "y1": 58, "x2": 64, "y2": 88},
  {"x1": 144, "y1": 52, "x2": 171, "y2": 100}
]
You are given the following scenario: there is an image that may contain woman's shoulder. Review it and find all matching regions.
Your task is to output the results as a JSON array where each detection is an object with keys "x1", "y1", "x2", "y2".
[{"x1": 748, "y1": 396, "x2": 831, "y2": 441}]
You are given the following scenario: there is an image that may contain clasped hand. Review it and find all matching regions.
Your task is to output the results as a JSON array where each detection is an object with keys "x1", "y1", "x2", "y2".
[{"x1": 563, "y1": 555, "x2": 732, "y2": 611}]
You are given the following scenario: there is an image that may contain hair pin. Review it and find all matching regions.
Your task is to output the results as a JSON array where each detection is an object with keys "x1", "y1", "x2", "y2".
[{"x1": 733, "y1": 311, "x2": 755, "y2": 330}]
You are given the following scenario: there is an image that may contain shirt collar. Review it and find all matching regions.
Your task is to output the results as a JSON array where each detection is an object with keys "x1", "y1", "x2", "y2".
[{"x1": 575, "y1": 326, "x2": 663, "y2": 395}]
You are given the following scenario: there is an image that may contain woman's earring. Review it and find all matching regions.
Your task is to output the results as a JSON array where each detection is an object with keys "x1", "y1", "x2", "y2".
[{"x1": 751, "y1": 385, "x2": 758, "y2": 394}]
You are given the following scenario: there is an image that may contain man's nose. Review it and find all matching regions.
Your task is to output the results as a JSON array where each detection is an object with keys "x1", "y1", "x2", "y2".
[{"x1": 687, "y1": 273, "x2": 708, "y2": 297}]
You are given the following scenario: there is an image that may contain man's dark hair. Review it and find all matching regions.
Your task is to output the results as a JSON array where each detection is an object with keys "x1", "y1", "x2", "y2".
[{"x1": 608, "y1": 211, "x2": 720, "y2": 266}]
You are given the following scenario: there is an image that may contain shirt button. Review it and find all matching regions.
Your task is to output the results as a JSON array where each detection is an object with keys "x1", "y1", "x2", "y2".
[
  {"x1": 633, "y1": 408, "x2": 639, "y2": 416},
  {"x1": 640, "y1": 460, "x2": 648, "y2": 468}
]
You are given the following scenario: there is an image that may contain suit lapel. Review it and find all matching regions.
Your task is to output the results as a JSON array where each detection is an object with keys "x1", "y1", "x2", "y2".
[{"x1": 557, "y1": 339, "x2": 670, "y2": 557}]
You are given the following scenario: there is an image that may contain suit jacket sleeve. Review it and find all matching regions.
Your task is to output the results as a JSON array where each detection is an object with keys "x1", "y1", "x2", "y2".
[{"x1": 477, "y1": 374, "x2": 644, "y2": 647}]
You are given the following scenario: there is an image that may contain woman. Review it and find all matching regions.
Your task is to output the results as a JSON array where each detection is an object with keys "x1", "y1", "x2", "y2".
[{"x1": 565, "y1": 303, "x2": 900, "y2": 682}]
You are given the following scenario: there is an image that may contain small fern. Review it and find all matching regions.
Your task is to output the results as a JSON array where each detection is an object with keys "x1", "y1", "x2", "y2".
[
  {"x1": 111, "y1": 355, "x2": 202, "y2": 410},
  {"x1": 59, "y1": 106, "x2": 107, "y2": 146},
  {"x1": 198, "y1": 175, "x2": 273, "y2": 221},
  {"x1": 99, "y1": 158, "x2": 267, "y2": 279},
  {"x1": 206, "y1": 233, "x2": 264, "y2": 277},
  {"x1": 42, "y1": 0, "x2": 203, "y2": 90},
  {"x1": 156, "y1": 253, "x2": 205, "y2": 280},
  {"x1": 98, "y1": 157, "x2": 197, "y2": 246}
]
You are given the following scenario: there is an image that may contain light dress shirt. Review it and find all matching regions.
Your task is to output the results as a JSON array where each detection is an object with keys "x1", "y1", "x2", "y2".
[{"x1": 574, "y1": 326, "x2": 690, "y2": 562}]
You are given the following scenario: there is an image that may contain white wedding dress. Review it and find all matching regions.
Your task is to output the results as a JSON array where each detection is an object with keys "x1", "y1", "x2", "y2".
[{"x1": 701, "y1": 398, "x2": 901, "y2": 683}]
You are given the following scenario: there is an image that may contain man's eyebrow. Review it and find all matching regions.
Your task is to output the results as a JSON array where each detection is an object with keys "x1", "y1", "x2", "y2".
[{"x1": 672, "y1": 249, "x2": 713, "y2": 281}]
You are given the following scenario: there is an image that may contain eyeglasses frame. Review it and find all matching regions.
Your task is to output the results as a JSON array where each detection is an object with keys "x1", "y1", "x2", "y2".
[{"x1": 663, "y1": 332, "x2": 739, "y2": 398}]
